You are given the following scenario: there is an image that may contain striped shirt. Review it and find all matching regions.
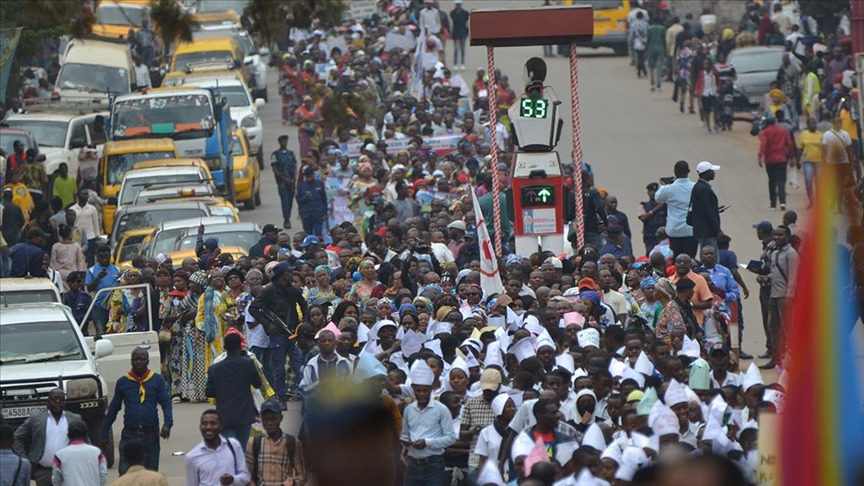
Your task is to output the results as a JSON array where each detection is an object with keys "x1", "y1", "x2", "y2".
[{"x1": 245, "y1": 433, "x2": 305, "y2": 486}]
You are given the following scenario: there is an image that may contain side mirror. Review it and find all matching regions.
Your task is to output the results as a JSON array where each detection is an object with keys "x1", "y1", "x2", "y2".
[
  {"x1": 233, "y1": 59, "x2": 242, "y2": 69},
  {"x1": 70, "y1": 138, "x2": 87, "y2": 149},
  {"x1": 94, "y1": 339, "x2": 114, "y2": 358},
  {"x1": 254, "y1": 98, "x2": 265, "y2": 109},
  {"x1": 36, "y1": 154, "x2": 46, "y2": 162},
  {"x1": 107, "y1": 196, "x2": 118, "y2": 205}
]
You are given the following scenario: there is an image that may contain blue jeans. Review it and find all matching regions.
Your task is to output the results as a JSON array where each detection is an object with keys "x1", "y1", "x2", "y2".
[
  {"x1": 648, "y1": 52, "x2": 663, "y2": 88},
  {"x1": 277, "y1": 183, "x2": 294, "y2": 223},
  {"x1": 301, "y1": 215, "x2": 324, "y2": 238},
  {"x1": 118, "y1": 427, "x2": 160, "y2": 476},
  {"x1": 0, "y1": 251, "x2": 10, "y2": 278},
  {"x1": 404, "y1": 456, "x2": 447, "y2": 486},
  {"x1": 221, "y1": 424, "x2": 251, "y2": 451},
  {"x1": 270, "y1": 335, "x2": 304, "y2": 400},
  {"x1": 803, "y1": 161, "x2": 817, "y2": 204},
  {"x1": 453, "y1": 39, "x2": 466, "y2": 65},
  {"x1": 250, "y1": 345, "x2": 272, "y2": 385},
  {"x1": 140, "y1": 45, "x2": 154, "y2": 67},
  {"x1": 88, "y1": 306, "x2": 108, "y2": 337}
]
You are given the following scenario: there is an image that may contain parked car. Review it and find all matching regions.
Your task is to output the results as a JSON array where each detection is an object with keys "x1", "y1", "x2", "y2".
[{"x1": 729, "y1": 47, "x2": 785, "y2": 111}]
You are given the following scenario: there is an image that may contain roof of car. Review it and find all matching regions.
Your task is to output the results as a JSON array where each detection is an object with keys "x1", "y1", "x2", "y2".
[
  {"x1": 6, "y1": 112, "x2": 103, "y2": 123},
  {"x1": 0, "y1": 303, "x2": 72, "y2": 325},
  {"x1": 116, "y1": 200, "x2": 210, "y2": 215},
  {"x1": 103, "y1": 138, "x2": 177, "y2": 151},
  {"x1": 157, "y1": 216, "x2": 232, "y2": 232},
  {"x1": 123, "y1": 166, "x2": 207, "y2": 179},
  {"x1": 179, "y1": 221, "x2": 260, "y2": 235},
  {"x1": 135, "y1": 184, "x2": 215, "y2": 203},
  {"x1": 0, "y1": 127, "x2": 32, "y2": 136},
  {"x1": 0, "y1": 278, "x2": 61, "y2": 292}
]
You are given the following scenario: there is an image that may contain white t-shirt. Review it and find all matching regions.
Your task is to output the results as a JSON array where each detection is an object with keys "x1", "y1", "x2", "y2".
[
  {"x1": 41, "y1": 414, "x2": 70, "y2": 467},
  {"x1": 245, "y1": 303, "x2": 269, "y2": 349},
  {"x1": 474, "y1": 424, "x2": 505, "y2": 464},
  {"x1": 822, "y1": 129, "x2": 852, "y2": 164}
]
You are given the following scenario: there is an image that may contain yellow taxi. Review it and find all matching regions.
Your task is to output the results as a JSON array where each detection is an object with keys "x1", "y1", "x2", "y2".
[
  {"x1": 114, "y1": 227, "x2": 153, "y2": 267},
  {"x1": 170, "y1": 245, "x2": 248, "y2": 268},
  {"x1": 157, "y1": 195, "x2": 240, "y2": 222},
  {"x1": 92, "y1": 0, "x2": 151, "y2": 40},
  {"x1": 161, "y1": 69, "x2": 243, "y2": 89},
  {"x1": 230, "y1": 128, "x2": 260, "y2": 210},
  {"x1": 192, "y1": 10, "x2": 243, "y2": 29},
  {"x1": 100, "y1": 138, "x2": 179, "y2": 233},
  {"x1": 564, "y1": 0, "x2": 631, "y2": 56},
  {"x1": 170, "y1": 36, "x2": 247, "y2": 84}
]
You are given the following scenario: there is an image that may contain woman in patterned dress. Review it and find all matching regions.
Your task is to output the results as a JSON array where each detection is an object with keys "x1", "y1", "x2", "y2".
[
  {"x1": 163, "y1": 270, "x2": 189, "y2": 401},
  {"x1": 176, "y1": 271, "x2": 206, "y2": 401},
  {"x1": 195, "y1": 269, "x2": 230, "y2": 370}
]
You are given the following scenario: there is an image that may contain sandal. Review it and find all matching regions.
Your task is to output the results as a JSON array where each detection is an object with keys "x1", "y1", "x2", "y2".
[{"x1": 172, "y1": 397, "x2": 181, "y2": 404}]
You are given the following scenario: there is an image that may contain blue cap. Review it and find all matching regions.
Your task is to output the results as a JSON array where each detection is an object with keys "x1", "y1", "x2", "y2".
[
  {"x1": 299, "y1": 235, "x2": 320, "y2": 248},
  {"x1": 260, "y1": 398, "x2": 282, "y2": 414},
  {"x1": 203, "y1": 237, "x2": 219, "y2": 250},
  {"x1": 272, "y1": 262, "x2": 291, "y2": 278},
  {"x1": 752, "y1": 221, "x2": 773, "y2": 233}
]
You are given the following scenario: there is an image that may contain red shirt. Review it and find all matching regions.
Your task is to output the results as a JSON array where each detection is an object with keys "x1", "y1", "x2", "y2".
[{"x1": 758, "y1": 124, "x2": 795, "y2": 164}]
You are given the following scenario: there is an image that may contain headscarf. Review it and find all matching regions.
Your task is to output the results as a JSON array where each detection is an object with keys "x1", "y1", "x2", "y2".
[
  {"x1": 655, "y1": 278, "x2": 676, "y2": 299},
  {"x1": 376, "y1": 298, "x2": 393, "y2": 310},
  {"x1": 359, "y1": 259, "x2": 375, "y2": 272},
  {"x1": 579, "y1": 290, "x2": 602, "y2": 308},
  {"x1": 224, "y1": 327, "x2": 247, "y2": 351},
  {"x1": 315, "y1": 265, "x2": 333, "y2": 279},
  {"x1": 436, "y1": 305, "x2": 457, "y2": 322},
  {"x1": 769, "y1": 89, "x2": 785, "y2": 102},
  {"x1": 413, "y1": 296, "x2": 434, "y2": 314},
  {"x1": 123, "y1": 268, "x2": 141, "y2": 281},
  {"x1": 640, "y1": 276, "x2": 658, "y2": 291},
  {"x1": 399, "y1": 302, "x2": 418, "y2": 319},
  {"x1": 472, "y1": 308, "x2": 488, "y2": 326},
  {"x1": 173, "y1": 269, "x2": 190, "y2": 282},
  {"x1": 189, "y1": 270, "x2": 208, "y2": 286},
  {"x1": 721, "y1": 28, "x2": 735, "y2": 41},
  {"x1": 505, "y1": 254, "x2": 522, "y2": 268}
]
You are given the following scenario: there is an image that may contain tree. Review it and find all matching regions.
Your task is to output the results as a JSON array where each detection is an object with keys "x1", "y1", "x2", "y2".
[
  {"x1": 243, "y1": 0, "x2": 345, "y2": 45},
  {"x1": 150, "y1": 0, "x2": 198, "y2": 58},
  {"x1": 798, "y1": 0, "x2": 849, "y2": 18}
]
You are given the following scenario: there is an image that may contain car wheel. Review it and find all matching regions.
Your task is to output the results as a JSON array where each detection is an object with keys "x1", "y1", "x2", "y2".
[
  {"x1": 256, "y1": 147, "x2": 264, "y2": 170},
  {"x1": 254, "y1": 181, "x2": 262, "y2": 206}
]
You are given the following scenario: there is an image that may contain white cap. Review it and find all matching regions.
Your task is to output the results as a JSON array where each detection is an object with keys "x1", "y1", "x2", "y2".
[
  {"x1": 576, "y1": 328, "x2": 601, "y2": 349},
  {"x1": 509, "y1": 338, "x2": 536, "y2": 363},
  {"x1": 621, "y1": 364, "x2": 646, "y2": 388},
  {"x1": 608, "y1": 358, "x2": 627, "y2": 378},
  {"x1": 679, "y1": 334, "x2": 701, "y2": 358},
  {"x1": 464, "y1": 352, "x2": 480, "y2": 369},
  {"x1": 652, "y1": 406, "x2": 680, "y2": 436},
  {"x1": 601, "y1": 442, "x2": 623, "y2": 465},
  {"x1": 485, "y1": 341, "x2": 505, "y2": 369},
  {"x1": 555, "y1": 440, "x2": 578, "y2": 468},
  {"x1": 763, "y1": 389, "x2": 785, "y2": 413},
  {"x1": 447, "y1": 220, "x2": 467, "y2": 231},
  {"x1": 410, "y1": 359, "x2": 435, "y2": 386},
  {"x1": 634, "y1": 351, "x2": 655, "y2": 376},
  {"x1": 664, "y1": 379, "x2": 688, "y2": 407},
  {"x1": 449, "y1": 356, "x2": 469, "y2": 377},
  {"x1": 491, "y1": 393, "x2": 510, "y2": 416},
  {"x1": 544, "y1": 256, "x2": 563, "y2": 269},
  {"x1": 476, "y1": 457, "x2": 505, "y2": 485},
  {"x1": 741, "y1": 362, "x2": 764, "y2": 391},
  {"x1": 424, "y1": 338, "x2": 443, "y2": 358},
  {"x1": 580, "y1": 423, "x2": 606, "y2": 452},
  {"x1": 696, "y1": 161, "x2": 721, "y2": 173}
]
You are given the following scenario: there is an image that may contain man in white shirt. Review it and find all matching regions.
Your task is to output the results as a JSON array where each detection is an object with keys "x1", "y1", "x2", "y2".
[
  {"x1": 184, "y1": 410, "x2": 250, "y2": 486},
  {"x1": 418, "y1": 0, "x2": 442, "y2": 36},
  {"x1": 132, "y1": 56, "x2": 151, "y2": 91},
  {"x1": 653, "y1": 161, "x2": 696, "y2": 258},
  {"x1": 71, "y1": 190, "x2": 100, "y2": 265},
  {"x1": 822, "y1": 117, "x2": 860, "y2": 214},
  {"x1": 13, "y1": 389, "x2": 83, "y2": 486}
]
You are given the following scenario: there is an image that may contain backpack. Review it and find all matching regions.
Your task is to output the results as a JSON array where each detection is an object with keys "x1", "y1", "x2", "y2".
[{"x1": 252, "y1": 432, "x2": 297, "y2": 482}]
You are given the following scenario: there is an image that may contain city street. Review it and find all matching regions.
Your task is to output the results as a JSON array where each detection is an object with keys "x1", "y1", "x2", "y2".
[{"x1": 103, "y1": 2, "x2": 864, "y2": 481}]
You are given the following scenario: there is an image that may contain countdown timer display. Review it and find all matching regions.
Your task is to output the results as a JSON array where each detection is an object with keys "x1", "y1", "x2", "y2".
[{"x1": 519, "y1": 98, "x2": 549, "y2": 119}]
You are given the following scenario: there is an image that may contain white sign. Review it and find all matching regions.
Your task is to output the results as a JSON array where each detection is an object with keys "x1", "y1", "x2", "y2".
[
  {"x1": 349, "y1": 1, "x2": 378, "y2": 20},
  {"x1": 522, "y1": 208, "x2": 557, "y2": 235}
]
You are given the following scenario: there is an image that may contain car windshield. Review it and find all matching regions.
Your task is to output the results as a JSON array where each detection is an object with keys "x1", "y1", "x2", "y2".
[
  {"x1": 112, "y1": 93, "x2": 215, "y2": 139},
  {"x1": 4, "y1": 120, "x2": 67, "y2": 147},
  {"x1": 178, "y1": 230, "x2": 259, "y2": 250},
  {"x1": 57, "y1": 63, "x2": 129, "y2": 94},
  {"x1": 96, "y1": 4, "x2": 149, "y2": 27},
  {"x1": 730, "y1": 50, "x2": 784, "y2": 74},
  {"x1": 0, "y1": 133, "x2": 30, "y2": 155},
  {"x1": 175, "y1": 51, "x2": 236, "y2": 69},
  {"x1": 588, "y1": 0, "x2": 623, "y2": 9},
  {"x1": 118, "y1": 235, "x2": 146, "y2": 263},
  {"x1": 219, "y1": 85, "x2": 250, "y2": 107},
  {"x1": 0, "y1": 290, "x2": 60, "y2": 306},
  {"x1": 230, "y1": 136, "x2": 244, "y2": 156},
  {"x1": 151, "y1": 228, "x2": 187, "y2": 255},
  {"x1": 120, "y1": 173, "x2": 207, "y2": 205},
  {"x1": 193, "y1": 31, "x2": 254, "y2": 56},
  {"x1": 106, "y1": 151, "x2": 176, "y2": 185},
  {"x1": 116, "y1": 208, "x2": 207, "y2": 240},
  {"x1": 195, "y1": 0, "x2": 248, "y2": 13},
  {"x1": 0, "y1": 321, "x2": 84, "y2": 364}
]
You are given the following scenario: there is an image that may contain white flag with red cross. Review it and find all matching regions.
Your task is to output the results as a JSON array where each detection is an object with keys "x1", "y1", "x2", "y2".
[{"x1": 471, "y1": 187, "x2": 505, "y2": 297}]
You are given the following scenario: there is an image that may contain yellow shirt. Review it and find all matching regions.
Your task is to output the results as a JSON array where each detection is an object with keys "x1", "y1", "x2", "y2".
[
  {"x1": 840, "y1": 109, "x2": 859, "y2": 140},
  {"x1": 797, "y1": 130, "x2": 824, "y2": 163}
]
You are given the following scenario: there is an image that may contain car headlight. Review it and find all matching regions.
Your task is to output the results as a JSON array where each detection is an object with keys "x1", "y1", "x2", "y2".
[
  {"x1": 241, "y1": 115, "x2": 256, "y2": 128},
  {"x1": 234, "y1": 169, "x2": 248, "y2": 179},
  {"x1": 66, "y1": 377, "x2": 98, "y2": 400}
]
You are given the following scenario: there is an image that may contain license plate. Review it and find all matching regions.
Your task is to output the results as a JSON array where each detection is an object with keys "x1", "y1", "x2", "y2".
[
  {"x1": 748, "y1": 96, "x2": 761, "y2": 104},
  {"x1": 1, "y1": 406, "x2": 45, "y2": 420}
]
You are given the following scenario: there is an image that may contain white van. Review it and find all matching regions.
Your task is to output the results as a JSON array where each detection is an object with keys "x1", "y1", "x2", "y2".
[{"x1": 55, "y1": 38, "x2": 134, "y2": 103}]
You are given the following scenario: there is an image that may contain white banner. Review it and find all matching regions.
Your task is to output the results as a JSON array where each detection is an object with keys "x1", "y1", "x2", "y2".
[{"x1": 471, "y1": 188, "x2": 505, "y2": 297}]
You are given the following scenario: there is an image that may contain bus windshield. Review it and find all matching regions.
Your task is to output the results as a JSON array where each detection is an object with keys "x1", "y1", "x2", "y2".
[
  {"x1": 106, "y1": 151, "x2": 176, "y2": 185},
  {"x1": 96, "y1": 4, "x2": 149, "y2": 27},
  {"x1": 57, "y1": 63, "x2": 130, "y2": 94},
  {"x1": 112, "y1": 93, "x2": 215, "y2": 139}
]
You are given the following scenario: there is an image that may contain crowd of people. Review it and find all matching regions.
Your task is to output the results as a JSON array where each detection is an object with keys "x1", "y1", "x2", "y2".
[{"x1": 1, "y1": 1, "x2": 863, "y2": 486}]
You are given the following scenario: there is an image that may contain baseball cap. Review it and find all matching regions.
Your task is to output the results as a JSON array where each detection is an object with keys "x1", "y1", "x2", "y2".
[
  {"x1": 753, "y1": 221, "x2": 773, "y2": 232},
  {"x1": 262, "y1": 224, "x2": 281, "y2": 234},
  {"x1": 447, "y1": 220, "x2": 466, "y2": 231},
  {"x1": 272, "y1": 262, "x2": 291, "y2": 279},
  {"x1": 578, "y1": 277, "x2": 597, "y2": 291},
  {"x1": 289, "y1": 324, "x2": 316, "y2": 340},
  {"x1": 544, "y1": 256, "x2": 563, "y2": 269},
  {"x1": 709, "y1": 342, "x2": 729, "y2": 356},
  {"x1": 607, "y1": 225, "x2": 624, "y2": 235},
  {"x1": 696, "y1": 161, "x2": 721, "y2": 174},
  {"x1": 480, "y1": 368, "x2": 502, "y2": 391},
  {"x1": 299, "y1": 235, "x2": 320, "y2": 248},
  {"x1": 260, "y1": 398, "x2": 282, "y2": 414},
  {"x1": 465, "y1": 231, "x2": 477, "y2": 240}
]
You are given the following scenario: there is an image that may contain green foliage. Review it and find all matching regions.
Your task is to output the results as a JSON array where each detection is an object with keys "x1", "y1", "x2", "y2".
[
  {"x1": 150, "y1": 0, "x2": 199, "y2": 47},
  {"x1": 798, "y1": 0, "x2": 850, "y2": 18},
  {"x1": 244, "y1": 0, "x2": 346, "y2": 44}
]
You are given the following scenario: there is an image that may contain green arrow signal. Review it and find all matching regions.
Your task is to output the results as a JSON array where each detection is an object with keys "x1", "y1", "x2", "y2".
[{"x1": 537, "y1": 188, "x2": 552, "y2": 202}]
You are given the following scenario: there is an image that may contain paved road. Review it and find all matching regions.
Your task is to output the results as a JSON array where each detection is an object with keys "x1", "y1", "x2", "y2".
[{"x1": 106, "y1": 2, "x2": 863, "y2": 480}]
